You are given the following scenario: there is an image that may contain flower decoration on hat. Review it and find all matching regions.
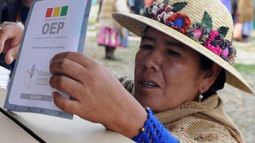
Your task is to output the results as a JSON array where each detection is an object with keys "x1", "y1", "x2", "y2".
[
  {"x1": 166, "y1": 13, "x2": 191, "y2": 33},
  {"x1": 144, "y1": 1, "x2": 236, "y2": 64}
]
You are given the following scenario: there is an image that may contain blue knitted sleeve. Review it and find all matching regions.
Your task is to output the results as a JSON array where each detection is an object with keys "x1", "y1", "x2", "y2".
[{"x1": 133, "y1": 107, "x2": 179, "y2": 143}]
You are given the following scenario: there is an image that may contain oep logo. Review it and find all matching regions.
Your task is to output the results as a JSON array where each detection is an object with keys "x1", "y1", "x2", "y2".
[{"x1": 42, "y1": 6, "x2": 68, "y2": 35}]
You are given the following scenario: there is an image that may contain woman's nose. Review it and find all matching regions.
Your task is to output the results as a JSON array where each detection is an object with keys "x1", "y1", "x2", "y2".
[{"x1": 143, "y1": 50, "x2": 162, "y2": 72}]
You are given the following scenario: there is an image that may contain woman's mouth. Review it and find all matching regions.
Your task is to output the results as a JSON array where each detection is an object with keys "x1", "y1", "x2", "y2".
[{"x1": 140, "y1": 80, "x2": 160, "y2": 88}]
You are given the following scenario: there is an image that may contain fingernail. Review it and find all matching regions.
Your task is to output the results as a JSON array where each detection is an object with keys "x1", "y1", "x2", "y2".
[{"x1": 9, "y1": 56, "x2": 14, "y2": 64}]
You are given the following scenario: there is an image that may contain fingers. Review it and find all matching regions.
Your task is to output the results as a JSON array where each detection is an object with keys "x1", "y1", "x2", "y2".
[
  {"x1": 50, "y1": 75, "x2": 84, "y2": 101},
  {"x1": 51, "y1": 52, "x2": 95, "y2": 68},
  {"x1": 53, "y1": 92, "x2": 81, "y2": 115},
  {"x1": 50, "y1": 57, "x2": 88, "y2": 84},
  {"x1": 0, "y1": 27, "x2": 11, "y2": 53},
  {"x1": 0, "y1": 22, "x2": 23, "y2": 64},
  {"x1": 5, "y1": 45, "x2": 19, "y2": 64}
]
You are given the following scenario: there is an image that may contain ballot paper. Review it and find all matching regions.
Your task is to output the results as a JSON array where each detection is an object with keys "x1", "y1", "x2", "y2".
[
  {"x1": 4, "y1": 0, "x2": 92, "y2": 119},
  {"x1": 0, "y1": 66, "x2": 10, "y2": 89}
]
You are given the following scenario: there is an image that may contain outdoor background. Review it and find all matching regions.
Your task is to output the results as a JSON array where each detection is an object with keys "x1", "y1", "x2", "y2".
[
  {"x1": 84, "y1": 3, "x2": 255, "y2": 143},
  {"x1": 0, "y1": 0, "x2": 254, "y2": 142}
]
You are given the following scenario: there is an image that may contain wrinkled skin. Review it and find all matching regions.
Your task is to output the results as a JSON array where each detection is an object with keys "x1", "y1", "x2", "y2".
[
  {"x1": 0, "y1": 23, "x2": 221, "y2": 139},
  {"x1": 49, "y1": 52, "x2": 147, "y2": 138},
  {"x1": 134, "y1": 28, "x2": 221, "y2": 112},
  {"x1": 49, "y1": 28, "x2": 220, "y2": 138}
]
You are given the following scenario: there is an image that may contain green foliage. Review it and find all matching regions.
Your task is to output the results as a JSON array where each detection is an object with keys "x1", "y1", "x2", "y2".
[
  {"x1": 172, "y1": 2, "x2": 188, "y2": 12},
  {"x1": 218, "y1": 26, "x2": 229, "y2": 38},
  {"x1": 201, "y1": 12, "x2": 212, "y2": 31}
]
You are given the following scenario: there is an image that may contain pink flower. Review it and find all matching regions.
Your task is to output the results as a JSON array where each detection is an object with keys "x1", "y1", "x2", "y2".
[
  {"x1": 204, "y1": 30, "x2": 223, "y2": 56},
  {"x1": 193, "y1": 28, "x2": 202, "y2": 39},
  {"x1": 206, "y1": 44, "x2": 222, "y2": 56},
  {"x1": 208, "y1": 30, "x2": 219, "y2": 41},
  {"x1": 221, "y1": 48, "x2": 229, "y2": 57}
]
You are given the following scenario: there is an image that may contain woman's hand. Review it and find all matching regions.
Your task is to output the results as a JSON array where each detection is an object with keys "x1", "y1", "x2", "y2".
[
  {"x1": 50, "y1": 52, "x2": 147, "y2": 138},
  {"x1": 0, "y1": 22, "x2": 24, "y2": 64}
]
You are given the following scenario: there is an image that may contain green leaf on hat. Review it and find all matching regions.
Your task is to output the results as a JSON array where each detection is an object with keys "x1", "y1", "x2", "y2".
[
  {"x1": 202, "y1": 12, "x2": 212, "y2": 31},
  {"x1": 172, "y1": 2, "x2": 187, "y2": 12},
  {"x1": 218, "y1": 26, "x2": 229, "y2": 38}
]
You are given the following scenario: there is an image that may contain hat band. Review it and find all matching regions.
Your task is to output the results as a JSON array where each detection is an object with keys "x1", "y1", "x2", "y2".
[{"x1": 144, "y1": 1, "x2": 236, "y2": 64}]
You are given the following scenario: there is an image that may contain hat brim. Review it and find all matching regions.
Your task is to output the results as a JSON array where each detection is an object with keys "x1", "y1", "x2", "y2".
[{"x1": 112, "y1": 12, "x2": 254, "y2": 94}]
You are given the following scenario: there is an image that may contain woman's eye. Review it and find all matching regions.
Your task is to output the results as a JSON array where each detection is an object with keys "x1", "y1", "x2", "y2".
[
  {"x1": 167, "y1": 50, "x2": 180, "y2": 57},
  {"x1": 140, "y1": 44, "x2": 153, "y2": 50}
]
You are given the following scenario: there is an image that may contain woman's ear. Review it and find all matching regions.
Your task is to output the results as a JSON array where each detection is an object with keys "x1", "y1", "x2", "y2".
[{"x1": 200, "y1": 63, "x2": 222, "y2": 92}]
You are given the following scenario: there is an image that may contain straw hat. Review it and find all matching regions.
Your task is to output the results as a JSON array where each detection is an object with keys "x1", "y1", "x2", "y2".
[{"x1": 113, "y1": 0, "x2": 254, "y2": 94}]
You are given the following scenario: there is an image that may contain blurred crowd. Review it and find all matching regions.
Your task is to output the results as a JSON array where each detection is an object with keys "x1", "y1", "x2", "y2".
[
  {"x1": 228, "y1": 0, "x2": 254, "y2": 42},
  {"x1": 95, "y1": 0, "x2": 255, "y2": 60},
  {"x1": 0, "y1": 0, "x2": 254, "y2": 64},
  {"x1": 95, "y1": 0, "x2": 171, "y2": 60}
]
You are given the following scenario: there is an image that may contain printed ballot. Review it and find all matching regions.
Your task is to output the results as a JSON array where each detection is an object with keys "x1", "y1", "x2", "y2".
[{"x1": 4, "y1": 0, "x2": 92, "y2": 119}]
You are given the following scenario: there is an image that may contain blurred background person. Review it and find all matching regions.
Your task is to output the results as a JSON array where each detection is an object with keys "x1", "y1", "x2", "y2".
[
  {"x1": 128, "y1": 0, "x2": 144, "y2": 15},
  {"x1": 0, "y1": 0, "x2": 7, "y2": 22},
  {"x1": 97, "y1": 0, "x2": 130, "y2": 61},
  {"x1": 96, "y1": 0, "x2": 103, "y2": 22},
  {"x1": 17, "y1": 0, "x2": 33, "y2": 24},
  {"x1": 253, "y1": 0, "x2": 255, "y2": 29},
  {"x1": 233, "y1": 0, "x2": 254, "y2": 42},
  {"x1": 1, "y1": 0, "x2": 19, "y2": 23},
  {"x1": 1, "y1": 0, "x2": 32, "y2": 25}
]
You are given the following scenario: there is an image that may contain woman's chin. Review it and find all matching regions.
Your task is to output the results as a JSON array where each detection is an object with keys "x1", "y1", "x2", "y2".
[{"x1": 134, "y1": 92, "x2": 160, "y2": 107}]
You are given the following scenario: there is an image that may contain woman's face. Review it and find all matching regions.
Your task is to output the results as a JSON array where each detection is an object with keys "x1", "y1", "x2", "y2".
[{"x1": 134, "y1": 28, "x2": 206, "y2": 112}]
